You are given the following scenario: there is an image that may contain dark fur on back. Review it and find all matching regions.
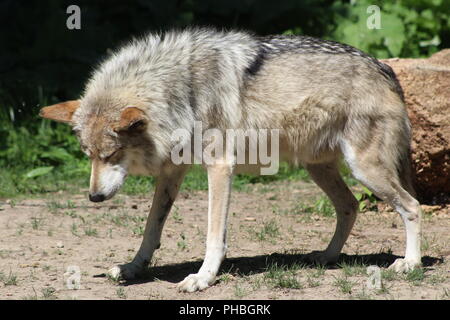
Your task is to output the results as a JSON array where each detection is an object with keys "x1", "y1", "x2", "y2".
[{"x1": 245, "y1": 34, "x2": 404, "y2": 100}]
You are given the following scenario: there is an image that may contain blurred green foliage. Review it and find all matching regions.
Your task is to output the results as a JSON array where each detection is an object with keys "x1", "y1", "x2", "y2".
[
  {"x1": 0, "y1": 0, "x2": 448, "y2": 197},
  {"x1": 329, "y1": 0, "x2": 449, "y2": 58}
]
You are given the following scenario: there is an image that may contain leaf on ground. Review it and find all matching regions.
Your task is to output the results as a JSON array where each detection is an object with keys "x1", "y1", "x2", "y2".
[{"x1": 23, "y1": 166, "x2": 54, "y2": 179}]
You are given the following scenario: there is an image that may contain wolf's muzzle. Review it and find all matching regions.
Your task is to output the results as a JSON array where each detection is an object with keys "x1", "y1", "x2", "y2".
[{"x1": 89, "y1": 193, "x2": 105, "y2": 202}]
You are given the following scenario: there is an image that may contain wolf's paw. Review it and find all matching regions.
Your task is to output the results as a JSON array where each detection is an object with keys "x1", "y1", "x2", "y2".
[
  {"x1": 388, "y1": 258, "x2": 421, "y2": 273},
  {"x1": 107, "y1": 263, "x2": 142, "y2": 281},
  {"x1": 177, "y1": 273, "x2": 212, "y2": 293},
  {"x1": 305, "y1": 251, "x2": 338, "y2": 266}
]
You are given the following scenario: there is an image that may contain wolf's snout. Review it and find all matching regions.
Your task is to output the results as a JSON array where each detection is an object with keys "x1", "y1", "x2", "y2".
[
  {"x1": 89, "y1": 193, "x2": 105, "y2": 202},
  {"x1": 89, "y1": 160, "x2": 127, "y2": 203}
]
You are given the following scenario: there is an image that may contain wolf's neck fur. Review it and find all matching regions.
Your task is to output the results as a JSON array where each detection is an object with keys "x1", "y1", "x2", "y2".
[{"x1": 81, "y1": 28, "x2": 263, "y2": 131}]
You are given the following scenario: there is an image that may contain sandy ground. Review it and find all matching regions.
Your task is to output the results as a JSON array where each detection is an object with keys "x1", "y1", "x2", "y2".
[{"x1": 0, "y1": 180, "x2": 448, "y2": 300}]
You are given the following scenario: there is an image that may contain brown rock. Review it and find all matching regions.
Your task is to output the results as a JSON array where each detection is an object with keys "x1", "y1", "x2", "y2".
[{"x1": 382, "y1": 50, "x2": 450, "y2": 204}]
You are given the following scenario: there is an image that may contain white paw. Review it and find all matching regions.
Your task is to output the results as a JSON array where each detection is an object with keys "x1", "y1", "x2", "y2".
[
  {"x1": 388, "y1": 258, "x2": 421, "y2": 273},
  {"x1": 177, "y1": 273, "x2": 212, "y2": 292},
  {"x1": 107, "y1": 263, "x2": 142, "y2": 281}
]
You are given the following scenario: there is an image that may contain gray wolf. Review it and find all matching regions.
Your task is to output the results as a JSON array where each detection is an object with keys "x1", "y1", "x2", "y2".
[{"x1": 40, "y1": 28, "x2": 422, "y2": 292}]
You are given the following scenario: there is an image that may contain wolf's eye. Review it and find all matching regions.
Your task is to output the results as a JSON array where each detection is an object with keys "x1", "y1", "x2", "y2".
[
  {"x1": 127, "y1": 120, "x2": 146, "y2": 132},
  {"x1": 104, "y1": 148, "x2": 122, "y2": 162},
  {"x1": 104, "y1": 152, "x2": 115, "y2": 162}
]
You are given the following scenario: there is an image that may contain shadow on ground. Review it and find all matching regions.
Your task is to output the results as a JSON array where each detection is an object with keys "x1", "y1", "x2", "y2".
[{"x1": 105, "y1": 251, "x2": 443, "y2": 286}]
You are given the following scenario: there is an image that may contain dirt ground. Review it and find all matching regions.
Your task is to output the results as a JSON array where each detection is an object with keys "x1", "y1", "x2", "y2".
[{"x1": 0, "y1": 180, "x2": 448, "y2": 300}]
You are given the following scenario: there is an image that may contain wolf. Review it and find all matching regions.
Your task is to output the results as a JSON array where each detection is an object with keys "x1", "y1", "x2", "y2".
[{"x1": 40, "y1": 28, "x2": 422, "y2": 292}]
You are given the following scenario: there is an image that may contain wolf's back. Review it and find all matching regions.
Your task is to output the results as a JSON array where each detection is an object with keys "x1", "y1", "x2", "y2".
[{"x1": 80, "y1": 28, "x2": 405, "y2": 136}]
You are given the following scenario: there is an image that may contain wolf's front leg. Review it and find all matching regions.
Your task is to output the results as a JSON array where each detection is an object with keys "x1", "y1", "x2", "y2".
[
  {"x1": 177, "y1": 162, "x2": 234, "y2": 292},
  {"x1": 108, "y1": 163, "x2": 188, "y2": 280}
]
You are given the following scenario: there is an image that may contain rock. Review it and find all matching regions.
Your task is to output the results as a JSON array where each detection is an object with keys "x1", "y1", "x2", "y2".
[{"x1": 382, "y1": 50, "x2": 450, "y2": 204}]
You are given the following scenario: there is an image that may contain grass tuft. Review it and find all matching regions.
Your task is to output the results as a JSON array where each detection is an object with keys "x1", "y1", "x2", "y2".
[{"x1": 264, "y1": 263, "x2": 303, "y2": 289}]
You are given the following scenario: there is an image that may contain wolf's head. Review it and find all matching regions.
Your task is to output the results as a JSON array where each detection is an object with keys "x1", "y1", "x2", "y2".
[{"x1": 40, "y1": 100, "x2": 156, "y2": 202}]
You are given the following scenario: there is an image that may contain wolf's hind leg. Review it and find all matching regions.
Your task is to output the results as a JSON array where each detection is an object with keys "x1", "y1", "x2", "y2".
[
  {"x1": 341, "y1": 139, "x2": 422, "y2": 272},
  {"x1": 305, "y1": 162, "x2": 359, "y2": 264},
  {"x1": 108, "y1": 163, "x2": 188, "y2": 280}
]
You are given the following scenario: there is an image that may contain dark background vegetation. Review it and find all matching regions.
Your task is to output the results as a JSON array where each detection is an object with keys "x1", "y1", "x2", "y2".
[{"x1": 0, "y1": 0, "x2": 449, "y2": 197}]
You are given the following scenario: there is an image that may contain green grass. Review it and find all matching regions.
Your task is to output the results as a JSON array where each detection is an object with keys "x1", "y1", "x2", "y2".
[
  {"x1": 70, "y1": 223, "x2": 79, "y2": 237},
  {"x1": 47, "y1": 200, "x2": 76, "y2": 213},
  {"x1": 132, "y1": 225, "x2": 145, "y2": 236},
  {"x1": 41, "y1": 287, "x2": 57, "y2": 300},
  {"x1": 233, "y1": 282, "x2": 248, "y2": 299},
  {"x1": 305, "y1": 265, "x2": 326, "y2": 288},
  {"x1": 306, "y1": 275, "x2": 321, "y2": 288},
  {"x1": 263, "y1": 262, "x2": 303, "y2": 289},
  {"x1": 352, "y1": 290, "x2": 374, "y2": 300},
  {"x1": 333, "y1": 274, "x2": 355, "y2": 294},
  {"x1": 381, "y1": 268, "x2": 399, "y2": 282},
  {"x1": 177, "y1": 233, "x2": 188, "y2": 251},
  {"x1": 337, "y1": 260, "x2": 368, "y2": 277},
  {"x1": 83, "y1": 227, "x2": 98, "y2": 237},
  {"x1": 172, "y1": 205, "x2": 183, "y2": 223},
  {"x1": 116, "y1": 287, "x2": 127, "y2": 299},
  {"x1": 293, "y1": 195, "x2": 336, "y2": 217},
  {"x1": 217, "y1": 273, "x2": 233, "y2": 284},
  {"x1": 309, "y1": 264, "x2": 326, "y2": 278},
  {"x1": 0, "y1": 270, "x2": 18, "y2": 286},
  {"x1": 30, "y1": 217, "x2": 44, "y2": 230},
  {"x1": 405, "y1": 268, "x2": 426, "y2": 285},
  {"x1": 252, "y1": 219, "x2": 280, "y2": 242},
  {"x1": 427, "y1": 273, "x2": 446, "y2": 285}
]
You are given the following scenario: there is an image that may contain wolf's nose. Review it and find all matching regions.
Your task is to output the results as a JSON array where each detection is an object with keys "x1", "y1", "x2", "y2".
[{"x1": 89, "y1": 193, "x2": 105, "y2": 202}]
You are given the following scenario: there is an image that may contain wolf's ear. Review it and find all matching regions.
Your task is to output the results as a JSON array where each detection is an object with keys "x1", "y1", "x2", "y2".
[
  {"x1": 39, "y1": 100, "x2": 80, "y2": 124},
  {"x1": 114, "y1": 107, "x2": 147, "y2": 132}
]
